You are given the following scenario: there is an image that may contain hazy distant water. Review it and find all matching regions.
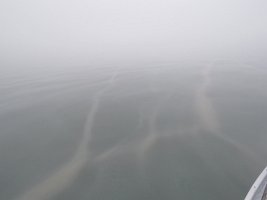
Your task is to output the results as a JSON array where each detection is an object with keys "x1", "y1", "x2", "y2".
[{"x1": 1, "y1": 62, "x2": 267, "y2": 200}]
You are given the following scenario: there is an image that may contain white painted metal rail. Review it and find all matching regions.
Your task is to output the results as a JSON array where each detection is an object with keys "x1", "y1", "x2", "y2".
[{"x1": 245, "y1": 166, "x2": 267, "y2": 200}]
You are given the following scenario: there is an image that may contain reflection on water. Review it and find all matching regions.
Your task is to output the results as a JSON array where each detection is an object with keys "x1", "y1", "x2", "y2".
[{"x1": 0, "y1": 62, "x2": 266, "y2": 200}]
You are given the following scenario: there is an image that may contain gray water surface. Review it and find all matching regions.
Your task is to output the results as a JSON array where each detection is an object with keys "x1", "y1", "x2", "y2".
[{"x1": 1, "y1": 62, "x2": 266, "y2": 200}]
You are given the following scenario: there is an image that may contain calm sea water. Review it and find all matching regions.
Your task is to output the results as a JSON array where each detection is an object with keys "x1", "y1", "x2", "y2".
[{"x1": 1, "y1": 62, "x2": 266, "y2": 200}]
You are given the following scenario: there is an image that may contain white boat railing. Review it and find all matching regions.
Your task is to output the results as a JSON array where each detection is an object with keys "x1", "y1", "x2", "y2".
[{"x1": 245, "y1": 166, "x2": 267, "y2": 200}]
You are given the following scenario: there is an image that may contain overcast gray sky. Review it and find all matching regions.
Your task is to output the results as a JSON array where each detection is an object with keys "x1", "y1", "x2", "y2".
[{"x1": 1, "y1": 0, "x2": 267, "y2": 66}]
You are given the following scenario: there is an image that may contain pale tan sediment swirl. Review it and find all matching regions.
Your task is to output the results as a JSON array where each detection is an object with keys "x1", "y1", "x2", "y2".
[
  {"x1": 14, "y1": 72, "x2": 118, "y2": 200},
  {"x1": 195, "y1": 63, "x2": 261, "y2": 163},
  {"x1": 195, "y1": 63, "x2": 221, "y2": 134}
]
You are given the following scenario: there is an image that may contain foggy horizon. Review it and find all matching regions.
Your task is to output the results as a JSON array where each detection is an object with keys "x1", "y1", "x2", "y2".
[{"x1": 1, "y1": 0, "x2": 267, "y2": 67}]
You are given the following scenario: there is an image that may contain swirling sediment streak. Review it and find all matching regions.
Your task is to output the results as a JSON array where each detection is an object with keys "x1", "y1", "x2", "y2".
[
  {"x1": 195, "y1": 64, "x2": 260, "y2": 162},
  {"x1": 14, "y1": 72, "x2": 117, "y2": 200},
  {"x1": 137, "y1": 93, "x2": 174, "y2": 163},
  {"x1": 196, "y1": 64, "x2": 221, "y2": 134}
]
